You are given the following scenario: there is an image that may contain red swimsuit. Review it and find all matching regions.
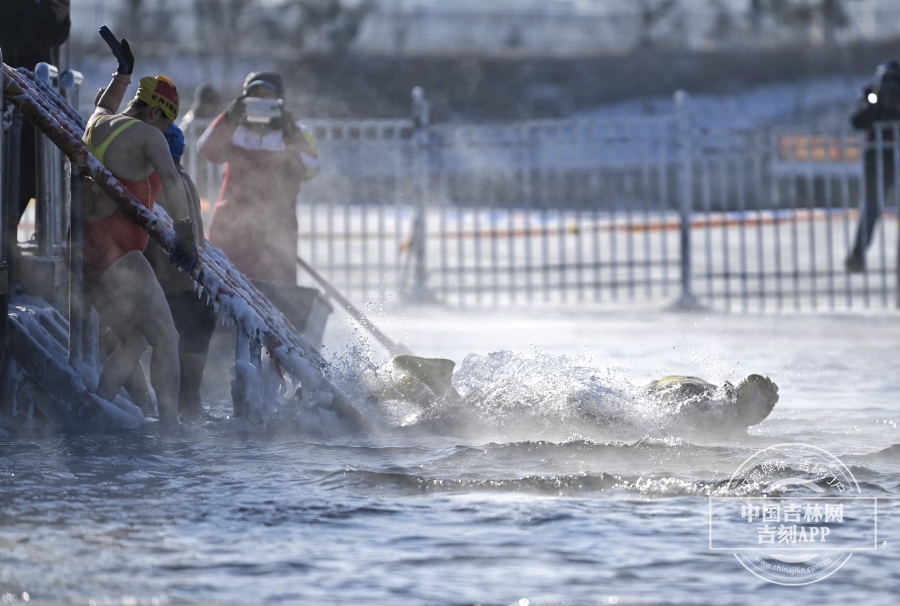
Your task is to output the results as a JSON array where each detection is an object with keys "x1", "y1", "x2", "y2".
[
  {"x1": 82, "y1": 116, "x2": 163, "y2": 277},
  {"x1": 82, "y1": 174, "x2": 161, "y2": 276}
]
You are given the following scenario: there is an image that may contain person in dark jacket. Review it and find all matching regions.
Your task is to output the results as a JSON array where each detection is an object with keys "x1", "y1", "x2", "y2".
[
  {"x1": 846, "y1": 60, "x2": 900, "y2": 272},
  {"x1": 0, "y1": 0, "x2": 71, "y2": 222}
]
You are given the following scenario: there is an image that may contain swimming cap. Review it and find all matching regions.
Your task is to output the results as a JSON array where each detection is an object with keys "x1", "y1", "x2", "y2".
[
  {"x1": 136, "y1": 75, "x2": 179, "y2": 121},
  {"x1": 164, "y1": 124, "x2": 185, "y2": 159}
]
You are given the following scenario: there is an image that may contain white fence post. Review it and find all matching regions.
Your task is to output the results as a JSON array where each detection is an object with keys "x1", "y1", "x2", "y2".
[
  {"x1": 406, "y1": 86, "x2": 434, "y2": 302},
  {"x1": 672, "y1": 90, "x2": 701, "y2": 310}
]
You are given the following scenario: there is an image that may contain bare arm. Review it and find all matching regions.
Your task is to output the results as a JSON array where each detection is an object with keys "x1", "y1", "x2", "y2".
[
  {"x1": 179, "y1": 167, "x2": 206, "y2": 246},
  {"x1": 92, "y1": 73, "x2": 132, "y2": 117},
  {"x1": 144, "y1": 129, "x2": 189, "y2": 221},
  {"x1": 158, "y1": 167, "x2": 206, "y2": 247}
]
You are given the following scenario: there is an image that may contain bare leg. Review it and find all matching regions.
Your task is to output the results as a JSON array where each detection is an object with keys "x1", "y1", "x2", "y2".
[
  {"x1": 101, "y1": 327, "x2": 155, "y2": 414},
  {"x1": 89, "y1": 251, "x2": 181, "y2": 425},
  {"x1": 95, "y1": 327, "x2": 148, "y2": 401},
  {"x1": 178, "y1": 352, "x2": 208, "y2": 421},
  {"x1": 122, "y1": 362, "x2": 155, "y2": 414}
]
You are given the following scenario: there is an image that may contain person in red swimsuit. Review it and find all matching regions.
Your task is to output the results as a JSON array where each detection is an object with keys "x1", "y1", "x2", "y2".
[{"x1": 81, "y1": 27, "x2": 197, "y2": 428}]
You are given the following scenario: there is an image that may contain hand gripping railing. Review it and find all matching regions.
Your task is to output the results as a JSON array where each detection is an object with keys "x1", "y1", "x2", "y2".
[{"x1": 3, "y1": 63, "x2": 363, "y2": 430}]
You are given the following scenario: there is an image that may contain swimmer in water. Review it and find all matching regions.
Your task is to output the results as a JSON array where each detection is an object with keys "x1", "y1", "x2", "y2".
[
  {"x1": 640, "y1": 374, "x2": 779, "y2": 432},
  {"x1": 383, "y1": 356, "x2": 778, "y2": 433}
]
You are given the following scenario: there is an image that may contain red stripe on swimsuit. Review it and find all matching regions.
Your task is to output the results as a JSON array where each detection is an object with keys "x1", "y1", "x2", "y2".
[{"x1": 83, "y1": 173, "x2": 162, "y2": 276}]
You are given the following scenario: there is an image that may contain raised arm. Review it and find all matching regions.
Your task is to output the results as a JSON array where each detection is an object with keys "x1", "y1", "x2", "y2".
[
  {"x1": 197, "y1": 94, "x2": 249, "y2": 164},
  {"x1": 94, "y1": 73, "x2": 131, "y2": 116},
  {"x1": 90, "y1": 26, "x2": 135, "y2": 120}
]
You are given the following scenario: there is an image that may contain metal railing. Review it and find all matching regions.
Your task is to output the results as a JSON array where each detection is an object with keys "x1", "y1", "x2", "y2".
[{"x1": 181, "y1": 89, "x2": 898, "y2": 312}]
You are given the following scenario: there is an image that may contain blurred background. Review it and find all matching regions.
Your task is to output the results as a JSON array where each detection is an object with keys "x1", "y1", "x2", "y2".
[
  {"x1": 46, "y1": 0, "x2": 900, "y2": 314},
  {"x1": 65, "y1": 0, "x2": 900, "y2": 122}
]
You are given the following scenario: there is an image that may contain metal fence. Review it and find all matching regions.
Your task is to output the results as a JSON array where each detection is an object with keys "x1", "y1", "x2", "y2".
[{"x1": 182, "y1": 91, "x2": 899, "y2": 312}]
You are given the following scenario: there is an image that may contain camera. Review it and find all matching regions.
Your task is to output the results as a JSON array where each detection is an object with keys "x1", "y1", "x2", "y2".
[{"x1": 243, "y1": 97, "x2": 284, "y2": 124}]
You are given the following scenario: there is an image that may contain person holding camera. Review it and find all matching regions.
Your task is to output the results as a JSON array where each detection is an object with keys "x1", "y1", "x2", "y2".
[
  {"x1": 846, "y1": 60, "x2": 900, "y2": 273},
  {"x1": 197, "y1": 71, "x2": 320, "y2": 284}
]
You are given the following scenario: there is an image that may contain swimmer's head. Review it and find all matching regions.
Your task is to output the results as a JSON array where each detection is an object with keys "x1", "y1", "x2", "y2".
[
  {"x1": 164, "y1": 124, "x2": 185, "y2": 160},
  {"x1": 133, "y1": 75, "x2": 179, "y2": 130},
  {"x1": 734, "y1": 374, "x2": 779, "y2": 426},
  {"x1": 242, "y1": 71, "x2": 284, "y2": 99}
]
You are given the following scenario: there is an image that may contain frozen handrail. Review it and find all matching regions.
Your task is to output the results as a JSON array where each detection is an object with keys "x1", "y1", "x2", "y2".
[{"x1": 2, "y1": 62, "x2": 362, "y2": 428}]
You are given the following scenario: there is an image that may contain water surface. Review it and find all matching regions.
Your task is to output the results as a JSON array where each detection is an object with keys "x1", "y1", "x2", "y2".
[{"x1": 2, "y1": 308, "x2": 899, "y2": 605}]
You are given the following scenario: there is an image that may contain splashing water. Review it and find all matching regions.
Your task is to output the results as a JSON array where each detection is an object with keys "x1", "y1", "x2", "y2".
[{"x1": 324, "y1": 348, "x2": 764, "y2": 442}]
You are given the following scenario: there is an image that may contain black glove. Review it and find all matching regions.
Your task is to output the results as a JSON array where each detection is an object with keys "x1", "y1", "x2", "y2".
[
  {"x1": 171, "y1": 219, "x2": 199, "y2": 273},
  {"x1": 224, "y1": 97, "x2": 246, "y2": 124},
  {"x1": 99, "y1": 26, "x2": 134, "y2": 75}
]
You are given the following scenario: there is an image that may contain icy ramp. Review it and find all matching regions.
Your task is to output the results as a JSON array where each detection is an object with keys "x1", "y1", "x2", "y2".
[
  {"x1": 5, "y1": 301, "x2": 140, "y2": 431},
  {"x1": 3, "y1": 64, "x2": 361, "y2": 430}
]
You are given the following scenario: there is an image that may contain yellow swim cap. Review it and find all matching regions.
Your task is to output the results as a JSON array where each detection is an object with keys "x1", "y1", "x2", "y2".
[{"x1": 135, "y1": 75, "x2": 179, "y2": 121}]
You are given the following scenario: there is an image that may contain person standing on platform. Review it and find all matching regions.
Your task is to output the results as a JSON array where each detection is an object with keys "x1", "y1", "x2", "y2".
[
  {"x1": 81, "y1": 27, "x2": 197, "y2": 428},
  {"x1": 179, "y1": 83, "x2": 223, "y2": 211},
  {"x1": 179, "y1": 83, "x2": 222, "y2": 128},
  {"x1": 198, "y1": 71, "x2": 320, "y2": 283},
  {"x1": 143, "y1": 125, "x2": 217, "y2": 421},
  {"x1": 846, "y1": 59, "x2": 900, "y2": 273}
]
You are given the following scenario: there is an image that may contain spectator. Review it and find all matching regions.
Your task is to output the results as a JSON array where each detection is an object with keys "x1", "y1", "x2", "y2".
[
  {"x1": 179, "y1": 83, "x2": 223, "y2": 214},
  {"x1": 179, "y1": 82, "x2": 222, "y2": 127},
  {"x1": 198, "y1": 71, "x2": 320, "y2": 283},
  {"x1": 846, "y1": 59, "x2": 900, "y2": 273}
]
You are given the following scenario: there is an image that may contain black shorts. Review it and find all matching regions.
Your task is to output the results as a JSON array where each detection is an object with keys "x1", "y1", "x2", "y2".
[{"x1": 166, "y1": 290, "x2": 217, "y2": 355}]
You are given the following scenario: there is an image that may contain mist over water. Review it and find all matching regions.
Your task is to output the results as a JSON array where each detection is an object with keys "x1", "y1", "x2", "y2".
[{"x1": 2, "y1": 308, "x2": 900, "y2": 604}]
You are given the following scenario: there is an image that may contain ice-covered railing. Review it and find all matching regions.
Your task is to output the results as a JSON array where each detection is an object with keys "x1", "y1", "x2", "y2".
[{"x1": 2, "y1": 63, "x2": 362, "y2": 429}]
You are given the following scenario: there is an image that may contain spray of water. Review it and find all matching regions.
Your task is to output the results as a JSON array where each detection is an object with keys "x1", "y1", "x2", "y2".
[{"x1": 320, "y1": 345, "x2": 765, "y2": 443}]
